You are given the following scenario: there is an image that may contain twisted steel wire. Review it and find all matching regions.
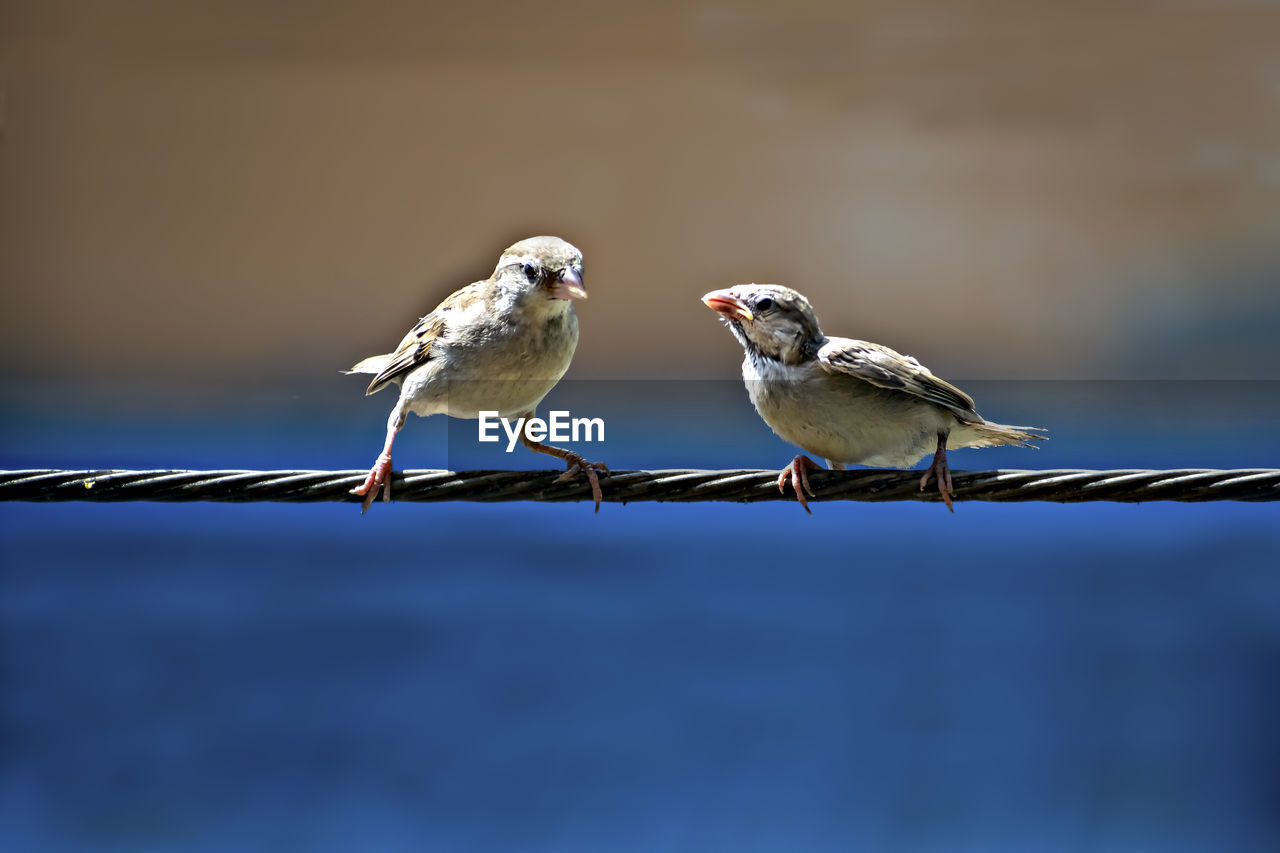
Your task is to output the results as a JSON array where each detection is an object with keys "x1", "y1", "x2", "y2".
[{"x1": 1, "y1": 468, "x2": 1277, "y2": 504}]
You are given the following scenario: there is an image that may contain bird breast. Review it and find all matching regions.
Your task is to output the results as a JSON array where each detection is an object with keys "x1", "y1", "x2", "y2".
[
  {"x1": 741, "y1": 355, "x2": 949, "y2": 468},
  {"x1": 404, "y1": 306, "x2": 579, "y2": 419}
]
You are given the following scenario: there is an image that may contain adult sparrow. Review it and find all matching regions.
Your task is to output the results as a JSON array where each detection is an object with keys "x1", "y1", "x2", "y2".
[
  {"x1": 346, "y1": 236, "x2": 607, "y2": 513},
  {"x1": 702, "y1": 284, "x2": 1045, "y2": 512}
]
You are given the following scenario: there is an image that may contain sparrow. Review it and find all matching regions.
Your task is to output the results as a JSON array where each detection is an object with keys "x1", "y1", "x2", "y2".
[
  {"x1": 346, "y1": 235, "x2": 607, "y2": 513},
  {"x1": 702, "y1": 284, "x2": 1046, "y2": 512}
]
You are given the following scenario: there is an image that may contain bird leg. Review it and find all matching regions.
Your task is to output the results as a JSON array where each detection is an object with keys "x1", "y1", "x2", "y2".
[
  {"x1": 518, "y1": 429, "x2": 609, "y2": 513},
  {"x1": 351, "y1": 406, "x2": 405, "y2": 514},
  {"x1": 778, "y1": 454, "x2": 823, "y2": 514},
  {"x1": 919, "y1": 431, "x2": 955, "y2": 512}
]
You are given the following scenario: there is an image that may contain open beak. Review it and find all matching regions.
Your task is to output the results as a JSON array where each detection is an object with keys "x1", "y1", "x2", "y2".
[
  {"x1": 701, "y1": 289, "x2": 753, "y2": 322},
  {"x1": 551, "y1": 267, "x2": 587, "y2": 301}
]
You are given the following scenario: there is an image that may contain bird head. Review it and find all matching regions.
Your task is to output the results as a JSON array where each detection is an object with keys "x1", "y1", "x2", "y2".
[
  {"x1": 495, "y1": 236, "x2": 586, "y2": 302},
  {"x1": 702, "y1": 284, "x2": 824, "y2": 364}
]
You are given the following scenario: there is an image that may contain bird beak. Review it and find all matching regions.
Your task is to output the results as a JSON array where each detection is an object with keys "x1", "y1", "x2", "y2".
[
  {"x1": 701, "y1": 290, "x2": 753, "y2": 322},
  {"x1": 551, "y1": 267, "x2": 587, "y2": 301}
]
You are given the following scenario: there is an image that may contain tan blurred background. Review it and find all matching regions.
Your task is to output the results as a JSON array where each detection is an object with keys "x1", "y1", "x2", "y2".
[{"x1": 2, "y1": 0, "x2": 1278, "y2": 386}]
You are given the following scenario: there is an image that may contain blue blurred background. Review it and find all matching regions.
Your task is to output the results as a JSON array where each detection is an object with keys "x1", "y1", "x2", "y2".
[
  {"x1": 3, "y1": 0, "x2": 1280, "y2": 850},
  {"x1": 2, "y1": 381, "x2": 1278, "y2": 851}
]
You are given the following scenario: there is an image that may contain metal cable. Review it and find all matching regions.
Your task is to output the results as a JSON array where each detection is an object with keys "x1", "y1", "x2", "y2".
[{"x1": 1, "y1": 468, "x2": 1277, "y2": 504}]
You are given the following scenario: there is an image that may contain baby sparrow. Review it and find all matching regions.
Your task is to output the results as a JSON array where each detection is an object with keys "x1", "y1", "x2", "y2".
[
  {"x1": 702, "y1": 284, "x2": 1045, "y2": 512},
  {"x1": 347, "y1": 236, "x2": 607, "y2": 513}
]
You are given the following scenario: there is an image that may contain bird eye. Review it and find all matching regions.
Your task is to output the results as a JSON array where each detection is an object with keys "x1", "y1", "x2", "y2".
[
  {"x1": 756, "y1": 297, "x2": 775, "y2": 312},
  {"x1": 521, "y1": 262, "x2": 539, "y2": 281}
]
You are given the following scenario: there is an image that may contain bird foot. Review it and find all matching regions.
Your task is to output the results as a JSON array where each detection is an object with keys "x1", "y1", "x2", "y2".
[
  {"x1": 351, "y1": 453, "x2": 393, "y2": 514},
  {"x1": 554, "y1": 454, "x2": 609, "y2": 513},
  {"x1": 778, "y1": 454, "x2": 822, "y2": 514},
  {"x1": 919, "y1": 442, "x2": 955, "y2": 513}
]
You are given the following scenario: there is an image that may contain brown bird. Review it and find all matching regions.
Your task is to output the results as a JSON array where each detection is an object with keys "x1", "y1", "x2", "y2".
[
  {"x1": 703, "y1": 284, "x2": 1046, "y2": 512},
  {"x1": 347, "y1": 236, "x2": 607, "y2": 513}
]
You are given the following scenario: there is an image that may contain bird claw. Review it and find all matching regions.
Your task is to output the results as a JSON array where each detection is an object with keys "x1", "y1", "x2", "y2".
[
  {"x1": 778, "y1": 455, "x2": 821, "y2": 514},
  {"x1": 919, "y1": 444, "x2": 955, "y2": 513},
  {"x1": 555, "y1": 455, "x2": 608, "y2": 513},
  {"x1": 351, "y1": 453, "x2": 394, "y2": 514}
]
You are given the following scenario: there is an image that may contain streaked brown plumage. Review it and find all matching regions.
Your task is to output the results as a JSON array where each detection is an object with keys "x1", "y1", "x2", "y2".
[
  {"x1": 703, "y1": 284, "x2": 1046, "y2": 512},
  {"x1": 347, "y1": 236, "x2": 607, "y2": 512}
]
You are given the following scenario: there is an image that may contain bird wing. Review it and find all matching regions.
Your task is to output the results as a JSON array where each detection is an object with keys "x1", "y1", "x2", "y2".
[
  {"x1": 362, "y1": 280, "x2": 487, "y2": 394},
  {"x1": 817, "y1": 337, "x2": 982, "y2": 422}
]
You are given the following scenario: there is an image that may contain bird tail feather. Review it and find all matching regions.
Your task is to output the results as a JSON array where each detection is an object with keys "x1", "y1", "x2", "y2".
[
  {"x1": 342, "y1": 353, "x2": 400, "y2": 395},
  {"x1": 956, "y1": 421, "x2": 1048, "y2": 450},
  {"x1": 343, "y1": 354, "x2": 393, "y2": 376}
]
